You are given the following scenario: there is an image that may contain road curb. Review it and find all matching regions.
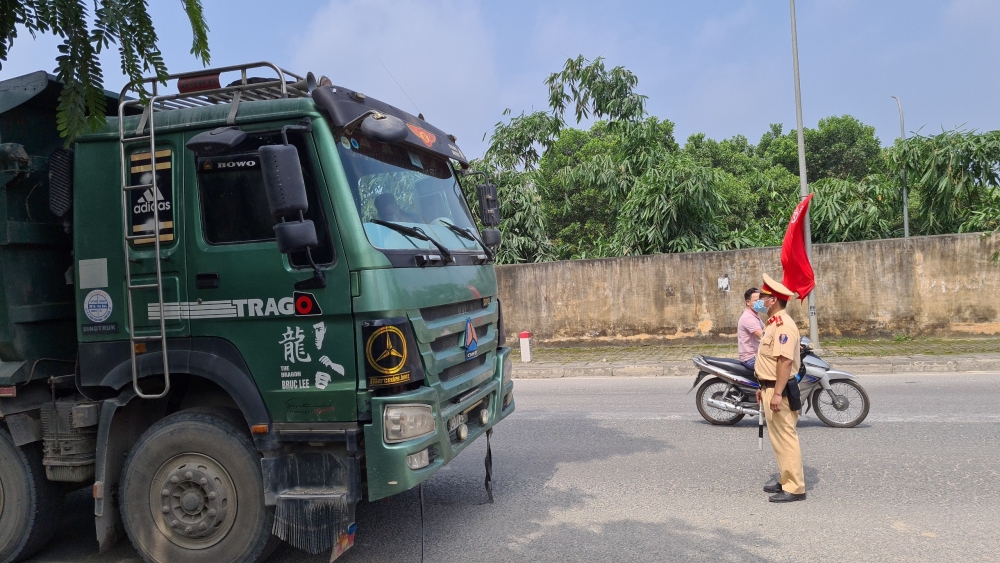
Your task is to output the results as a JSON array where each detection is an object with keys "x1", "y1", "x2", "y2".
[{"x1": 512, "y1": 356, "x2": 1000, "y2": 379}]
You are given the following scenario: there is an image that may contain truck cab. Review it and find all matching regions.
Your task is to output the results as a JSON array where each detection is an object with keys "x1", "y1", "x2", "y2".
[{"x1": 0, "y1": 63, "x2": 513, "y2": 563}]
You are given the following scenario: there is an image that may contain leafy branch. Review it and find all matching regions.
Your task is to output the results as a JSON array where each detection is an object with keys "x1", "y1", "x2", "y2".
[{"x1": 1, "y1": 0, "x2": 211, "y2": 144}]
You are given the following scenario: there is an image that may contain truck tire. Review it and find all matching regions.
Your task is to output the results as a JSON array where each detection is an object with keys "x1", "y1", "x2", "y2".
[
  {"x1": 120, "y1": 410, "x2": 279, "y2": 563},
  {"x1": 0, "y1": 427, "x2": 63, "y2": 563}
]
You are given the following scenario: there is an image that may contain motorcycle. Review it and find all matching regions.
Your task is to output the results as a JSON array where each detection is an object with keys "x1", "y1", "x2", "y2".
[{"x1": 689, "y1": 338, "x2": 870, "y2": 428}]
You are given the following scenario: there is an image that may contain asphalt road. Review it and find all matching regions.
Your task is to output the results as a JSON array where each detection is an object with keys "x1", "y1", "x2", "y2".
[{"x1": 28, "y1": 372, "x2": 1000, "y2": 563}]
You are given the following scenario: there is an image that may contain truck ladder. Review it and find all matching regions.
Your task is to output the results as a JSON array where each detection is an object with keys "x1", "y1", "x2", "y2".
[
  {"x1": 116, "y1": 62, "x2": 308, "y2": 400},
  {"x1": 118, "y1": 80, "x2": 171, "y2": 400}
]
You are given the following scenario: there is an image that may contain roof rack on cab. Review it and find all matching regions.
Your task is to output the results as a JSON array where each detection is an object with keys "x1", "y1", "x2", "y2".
[{"x1": 118, "y1": 61, "x2": 316, "y2": 125}]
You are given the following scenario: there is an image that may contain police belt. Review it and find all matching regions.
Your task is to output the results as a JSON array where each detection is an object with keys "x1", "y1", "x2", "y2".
[{"x1": 756, "y1": 377, "x2": 802, "y2": 411}]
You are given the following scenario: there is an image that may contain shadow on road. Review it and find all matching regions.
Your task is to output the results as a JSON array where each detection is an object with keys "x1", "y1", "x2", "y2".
[{"x1": 266, "y1": 415, "x2": 776, "y2": 562}]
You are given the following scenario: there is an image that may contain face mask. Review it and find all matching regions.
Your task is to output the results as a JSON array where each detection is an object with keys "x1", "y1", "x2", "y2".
[{"x1": 752, "y1": 299, "x2": 767, "y2": 313}]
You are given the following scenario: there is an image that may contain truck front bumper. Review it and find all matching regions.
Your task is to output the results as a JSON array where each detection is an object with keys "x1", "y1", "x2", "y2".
[{"x1": 363, "y1": 347, "x2": 514, "y2": 501}]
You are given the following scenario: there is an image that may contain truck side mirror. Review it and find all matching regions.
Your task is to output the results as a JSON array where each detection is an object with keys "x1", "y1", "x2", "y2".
[
  {"x1": 481, "y1": 228, "x2": 501, "y2": 250},
  {"x1": 258, "y1": 144, "x2": 317, "y2": 254},
  {"x1": 477, "y1": 183, "x2": 500, "y2": 227}
]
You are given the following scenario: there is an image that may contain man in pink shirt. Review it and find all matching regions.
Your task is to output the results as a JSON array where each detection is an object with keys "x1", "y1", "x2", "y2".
[{"x1": 738, "y1": 287, "x2": 766, "y2": 370}]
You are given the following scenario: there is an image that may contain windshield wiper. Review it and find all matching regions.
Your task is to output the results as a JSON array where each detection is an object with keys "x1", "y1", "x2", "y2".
[
  {"x1": 441, "y1": 220, "x2": 494, "y2": 262},
  {"x1": 372, "y1": 219, "x2": 453, "y2": 264}
]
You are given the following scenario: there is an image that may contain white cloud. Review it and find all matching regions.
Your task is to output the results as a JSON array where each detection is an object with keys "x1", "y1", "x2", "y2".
[{"x1": 291, "y1": 0, "x2": 498, "y2": 155}]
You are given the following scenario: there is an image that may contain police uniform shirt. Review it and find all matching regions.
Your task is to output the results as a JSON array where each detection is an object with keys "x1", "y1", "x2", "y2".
[{"x1": 754, "y1": 309, "x2": 801, "y2": 381}]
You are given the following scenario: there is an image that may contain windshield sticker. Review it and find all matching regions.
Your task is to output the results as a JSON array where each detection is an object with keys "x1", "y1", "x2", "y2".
[
  {"x1": 340, "y1": 136, "x2": 351, "y2": 149},
  {"x1": 314, "y1": 322, "x2": 327, "y2": 350},
  {"x1": 280, "y1": 326, "x2": 312, "y2": 364},
  {"x1": 406, "y1": 123, "x2": 436, "y2": 147},
  {"x1": 84, "y1": 290, "x2": 113, "y2": 323},
  {"x1": 351, "y1": 138, "x2": 359, "y2": 149},
  {"x1": 407, "y1": 151, "x2": 424, "y2": 169},
  {"x1": 129, "y1": 150, "x2": 173, "y2": 245}
]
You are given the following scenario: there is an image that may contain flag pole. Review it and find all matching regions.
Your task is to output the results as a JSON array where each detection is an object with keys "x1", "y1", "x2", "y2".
[{"x1": 789, "y1": 0, "x2": 820, "y2": 348}]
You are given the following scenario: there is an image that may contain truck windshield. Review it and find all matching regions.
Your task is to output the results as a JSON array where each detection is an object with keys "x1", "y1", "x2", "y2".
[{"x1": 335, "y1": 131, "x2": 483, "y2": 255}]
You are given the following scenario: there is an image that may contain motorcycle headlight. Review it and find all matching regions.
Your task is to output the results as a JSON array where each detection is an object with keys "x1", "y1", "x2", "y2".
[
  {"x1": 384, "y1": 404, "x2": 435, "y2": 443},
  {"x1": 502, "y1": 355, "x2": 513, "y2": 386}
]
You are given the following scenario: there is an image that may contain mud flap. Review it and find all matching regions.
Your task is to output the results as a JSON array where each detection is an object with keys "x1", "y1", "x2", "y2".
[
  {"x1": 262, "y1": 450, "x2": 359, "y2": 555},
  {"x1": 273, "y1": 492, "x2": 349, "y2": 555},
  {"x1": 93, "y1": 390, "x2": 163, "y2": 553}
]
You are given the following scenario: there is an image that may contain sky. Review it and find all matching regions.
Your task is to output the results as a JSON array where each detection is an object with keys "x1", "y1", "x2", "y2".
[{"x1": 3, "y1": 0, "x2": 999, "y2": 158}]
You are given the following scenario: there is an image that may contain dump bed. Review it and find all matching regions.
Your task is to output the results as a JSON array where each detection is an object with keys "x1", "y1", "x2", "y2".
[{"x1": 0, "y1": 72, "x2": 119, "y2": 385}]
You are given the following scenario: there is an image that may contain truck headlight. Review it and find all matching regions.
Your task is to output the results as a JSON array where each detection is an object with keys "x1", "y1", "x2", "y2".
[
  {"x1": 384, "y1": 404, "x2": 435, "y2": 443},
  {"x1": 502, "y1": 356, "x2": 513, "y2": 386}
]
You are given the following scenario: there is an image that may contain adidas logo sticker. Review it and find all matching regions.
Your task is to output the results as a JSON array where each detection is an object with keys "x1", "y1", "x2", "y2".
[{"x1": 134, "y1": 187, "x2": 171, "y2": 214}]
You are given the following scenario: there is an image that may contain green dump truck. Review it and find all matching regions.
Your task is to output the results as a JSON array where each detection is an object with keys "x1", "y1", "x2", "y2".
[{"x1": 0, "y1": 62, "x2": 513, "y2": 563}]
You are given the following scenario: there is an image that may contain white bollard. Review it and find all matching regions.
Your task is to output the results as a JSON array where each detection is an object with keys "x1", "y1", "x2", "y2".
[{"x1": 519, "y1": 331, "x2": 532, "y2": 363}]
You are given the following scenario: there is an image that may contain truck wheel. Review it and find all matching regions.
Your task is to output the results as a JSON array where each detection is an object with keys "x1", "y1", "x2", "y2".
[
  {"x1": 0, "y1": 428, "x2": 62, "y2": 563},
  {"x1": 120, "y1": 410, "x2": 279, "y2": 563}
]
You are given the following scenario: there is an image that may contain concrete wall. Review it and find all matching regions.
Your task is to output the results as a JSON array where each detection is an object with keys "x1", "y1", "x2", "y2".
[{"x1": 495, "y1": 233, "x2": 1000, "y2": 345}]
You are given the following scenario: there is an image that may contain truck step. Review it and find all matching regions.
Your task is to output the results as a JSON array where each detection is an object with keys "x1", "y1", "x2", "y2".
[{"x1": 131, "y1": 335, "x2": 164, "y2": 342}]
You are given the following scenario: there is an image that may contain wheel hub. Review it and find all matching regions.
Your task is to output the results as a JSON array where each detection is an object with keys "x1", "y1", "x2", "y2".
[
  {"x1": 150, "y1": 454, "x2": 237, "y2": 549},
  {"x1": 832, "y1": 395, "x2": 850, "y2": 411}
]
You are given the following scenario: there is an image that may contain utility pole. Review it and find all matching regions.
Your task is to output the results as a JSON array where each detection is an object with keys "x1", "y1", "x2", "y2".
[
  {"x1": 789, "y1": 0, "x2": 820, "y2": 347},
  {"x1": 891, "y1": 95, "x2": 910, "y2": 238}
]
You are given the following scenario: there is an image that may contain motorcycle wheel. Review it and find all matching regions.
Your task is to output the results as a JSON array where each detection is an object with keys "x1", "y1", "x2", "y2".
[
  {"x1": 812, "y1": 380, "x2": 870, "y2": 428},
  {"x1": 695, "y1": 378, "x2": 746, "y2": 425}
]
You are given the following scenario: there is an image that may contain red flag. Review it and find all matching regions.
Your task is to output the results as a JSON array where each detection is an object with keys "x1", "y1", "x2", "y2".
[{"x1": 781, "y1": 193, "x2": 815, "y2": 301}]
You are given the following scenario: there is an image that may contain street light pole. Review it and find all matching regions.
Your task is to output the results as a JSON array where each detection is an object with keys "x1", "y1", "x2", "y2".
[
  {"x1": 891, "y1": 95, "x2": 910, "y2": 238},
  {"x1": 789, "y1": 0, "x2": 820, "y2": 348}
]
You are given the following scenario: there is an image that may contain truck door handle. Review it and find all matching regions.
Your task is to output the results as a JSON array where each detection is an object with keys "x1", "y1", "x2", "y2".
[{"x1": 195, "y1": 273, "x2": 220, "y2": 289}]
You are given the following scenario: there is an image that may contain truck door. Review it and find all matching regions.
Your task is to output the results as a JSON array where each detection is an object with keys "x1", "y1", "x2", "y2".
[
  {"x1": 126, "y1": 142, "x2": 189, "y2": 339},
  {"x1": 183, "y1": 128, "x2": 357, "y2": 423}
]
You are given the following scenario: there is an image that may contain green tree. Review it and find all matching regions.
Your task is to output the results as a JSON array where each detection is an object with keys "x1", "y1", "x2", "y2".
[
  {"x1": 889, "y1": 129, "x2": 1000, "y2": 235},
  {"x1": 612, "y1": 154, "x2": 733, "y2": 254},
  {"x1": 536, "y1": 117, "x2": 679, "y2": 259},
  {"x1": 684, "y1": 132, "x2": 799, "y2": 248},
  {"x1": 761, "y1": 116, "x2": 883, "y2": 182},
  {"x1": 0, "y1": 1, "x2": 210, "y2": 142},
  {"x1": 461, "y1": 160, "x2": 554, "y2": 264},
  {"x1": 809, "y1": 174, "x2": 903, "y2": 242},
  {"x1": 480, "y1": 55, "x2": 650, "y2": 262}
]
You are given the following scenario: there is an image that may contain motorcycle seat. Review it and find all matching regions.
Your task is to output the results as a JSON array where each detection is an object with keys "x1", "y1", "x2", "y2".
[{"x1": 702, "y1": 356, "x2": 757, "y2": 380}]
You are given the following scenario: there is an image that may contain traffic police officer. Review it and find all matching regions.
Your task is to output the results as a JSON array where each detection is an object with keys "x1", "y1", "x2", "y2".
[{"x1": 754, "y1": 274, "x2": 806, "y2": 503}]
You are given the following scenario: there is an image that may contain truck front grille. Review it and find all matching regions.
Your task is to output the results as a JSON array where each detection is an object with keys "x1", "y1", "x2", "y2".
[
  {"x1": 420, "y1": 299, "x2": 486, "y2": 322},
  {"x1": 438, "y1": 355, "x2": 488, "y2": 382},
  {"x1": 429, "y1": 322, "x2": 493, "y2": 353}
]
